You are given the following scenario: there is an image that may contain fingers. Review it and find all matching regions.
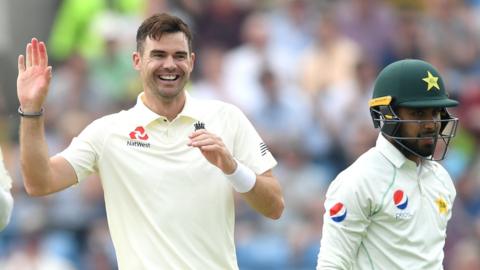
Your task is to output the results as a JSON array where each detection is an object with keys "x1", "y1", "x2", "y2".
[
  {"x1": 25, "y1": 38, "x2": 48, "y2": 68},
  {"x1": 32, "y1": 38, "x2": 39, "y2": 66},
  {"x1": 188, "y1": 130, "x2": 218, "y2": 147},
  {"x1": 18, "y1": 55, "x2": 25, "y2": 73},
  {"x1": 189, "y1": 136, "x2": 217, "y2": 148},
  {"x1": 39, "y1": 41, "x2": 48, "y2": 67},
  {"x1": 26, "y1": 43, "x2": 32, "y2": 68},
  {"x1": 45, "y1": 66, "x2": 53, "y2": 82}
]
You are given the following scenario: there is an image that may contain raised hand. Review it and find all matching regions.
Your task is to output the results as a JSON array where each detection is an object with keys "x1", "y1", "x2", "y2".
[
  {"x1": 17, "y1": 38, "x2": 52, "y2": 112},
  {"x1": 188, "y1": 129, "x2": 237, "y2": 174}
]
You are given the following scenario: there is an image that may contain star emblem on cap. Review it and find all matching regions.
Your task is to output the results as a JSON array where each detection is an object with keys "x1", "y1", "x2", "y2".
[{"x1": 422, "y1": 71, "x2": 440, "y2": 91}]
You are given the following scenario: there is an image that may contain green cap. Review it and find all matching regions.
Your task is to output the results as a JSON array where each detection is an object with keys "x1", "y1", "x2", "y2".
[{"x1": 370, "y1": 59, "x2": 458, "y2": 108}]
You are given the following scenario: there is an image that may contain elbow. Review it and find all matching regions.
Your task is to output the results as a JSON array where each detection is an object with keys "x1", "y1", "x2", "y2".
[
  {"x1": 23, "y1": 178, "x2": 50, "y2": 197},
  {"x1": 267, "y1": 198, "x2": 285, "y2": 220},
  {"x1": 24, "y1": 185, "x2": 48, "y2": 197}
]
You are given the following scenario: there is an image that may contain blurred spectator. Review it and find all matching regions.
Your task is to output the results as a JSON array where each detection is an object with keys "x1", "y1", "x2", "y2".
[
  {"x1": 335, "y1": 0, "x2": 395, "y2": 65},
  {"x1": 0, "y1": 231, "x2": 77, "y2": 270},
  {"x1": 194, "y1": 0, "x2": 251, "y2": 50},
  {"x1": 448, "y1": 239, "x2": 480, "y2": 270},
  {"x1": 190, "y1": 45, "x2": 232, "y2": 101},
  {"x1": 298, "y1": 9, "x2": 362, "y2": 172},
  {"x1": 381, "y1": 9, "x2": 423, "y2": 67},
  {"x1": 222, "y1": 12, "x2": 272, "y2": 115},
  {"x1": 266, "y1": 0, "x2": 314, "y2": 84}
]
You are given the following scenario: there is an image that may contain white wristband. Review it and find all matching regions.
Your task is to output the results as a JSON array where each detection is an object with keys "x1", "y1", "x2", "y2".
[{"x1": 225, "y1": 160, "x2": 256, "y2": 193}]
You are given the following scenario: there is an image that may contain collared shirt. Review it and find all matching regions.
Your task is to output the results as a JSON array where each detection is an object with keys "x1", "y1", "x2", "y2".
[
  {"x1": 0, "y1": 147, "x2": 13, "y2": 231},
  {"x1": 317, "y1": 134, "x2": 455, "y2": 270},
  {"x1": 59, "y1": 93, "x2": 277, "y2": 270}
]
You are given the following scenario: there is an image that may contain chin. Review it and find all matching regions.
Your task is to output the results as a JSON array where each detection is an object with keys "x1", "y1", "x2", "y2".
[{"x1": 417, "y1": 147, "x2": 434, "y2": 157}]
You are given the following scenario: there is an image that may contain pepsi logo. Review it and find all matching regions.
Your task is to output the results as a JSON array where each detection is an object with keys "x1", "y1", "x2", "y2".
[
  {"x1": 393, "y1": 190, "x2": 408, "y2": 210},
  {"x1": 329, "y1": 202, "x2": 347, "y2": 222}
]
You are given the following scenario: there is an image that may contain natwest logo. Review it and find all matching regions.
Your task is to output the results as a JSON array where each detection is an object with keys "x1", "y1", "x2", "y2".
[{"x1": 129, "y1": 126, "x2": 149, "y2": 141}]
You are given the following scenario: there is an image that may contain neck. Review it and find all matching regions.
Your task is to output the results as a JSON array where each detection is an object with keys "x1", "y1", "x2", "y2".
[{"x1": 141, "y1": 91, "x2": 186, "y2": 121}]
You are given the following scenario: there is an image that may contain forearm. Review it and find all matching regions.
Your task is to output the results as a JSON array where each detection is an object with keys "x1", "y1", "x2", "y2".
[
  {"x1": 240, "y1": 172, "x2": 284, "y2": 219},
  {"x1": 20, "y1": 117, "x2": 54, "y2": 195},
  {"x1": 0, "y1": 188, "x2": 13, "y2": 231}
]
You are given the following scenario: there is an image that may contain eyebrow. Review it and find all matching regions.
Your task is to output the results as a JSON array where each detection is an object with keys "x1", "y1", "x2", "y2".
[{"x1": 149, "y1": 49, "x2": 188, "y2": 56}]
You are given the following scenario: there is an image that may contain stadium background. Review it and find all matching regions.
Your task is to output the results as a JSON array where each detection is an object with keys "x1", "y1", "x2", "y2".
[{"x1": 0, "y1": 0, "x2": 480, "y2": 269}]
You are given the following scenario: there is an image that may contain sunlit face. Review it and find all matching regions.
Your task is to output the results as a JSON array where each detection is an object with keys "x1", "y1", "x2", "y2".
[
  {"x1": 396, "y1": 107, "x2": 442, "y2": 157},
  {"x1": 133, "y1": 33, "x2": 195, "y2": 100}
]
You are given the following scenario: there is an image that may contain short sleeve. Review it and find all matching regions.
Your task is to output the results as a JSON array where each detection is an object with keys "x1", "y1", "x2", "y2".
[
  {"x1": 57, "y1": 119, "x2": 106, "y2": 182},
  {"x1": 317, "y1": 170, "x2": 373, "y2": 269},
  {"x1": 228, "y1": 105, "x2": 277, "y2": 174},
  {"x1": 0, "y1": 148, "x2": 12, "y2": 191}
]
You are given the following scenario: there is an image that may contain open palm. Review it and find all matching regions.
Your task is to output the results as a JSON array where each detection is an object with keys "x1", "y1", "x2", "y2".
[{"x1": 17, "y1": 38, "x2": 52, "y2": 111}]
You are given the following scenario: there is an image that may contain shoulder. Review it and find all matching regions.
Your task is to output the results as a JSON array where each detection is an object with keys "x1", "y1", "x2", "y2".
[
  {"x1": 429, "y1": 161, "x2": 452, "y2": 180},
  {"x1": 428, "y1": 161, "x2": 456, "y2": 194},
  {"x1": 328, "y1": 148, "x2": 396, "y2": 195},
  {"x1": 192, "y1": 97, "x2": 246, "y2": 119},
  {"x1": 77, "y1": 110, "x2": 130, "y2": 139},
  {"x1": 86, "y1": 110, "x2": 127, "y2": 128},
  {"x1": 345, "y1": 147, "x2": 395, "y2": 180}
]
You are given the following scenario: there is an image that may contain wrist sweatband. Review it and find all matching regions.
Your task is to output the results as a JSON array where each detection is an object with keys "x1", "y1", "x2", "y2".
[
  {"x1": 225, "y1": 160, "x2": 256, "y2": 193},
  {"x1": 18, "y1": 106, "x2": 44, "y2": 118}
]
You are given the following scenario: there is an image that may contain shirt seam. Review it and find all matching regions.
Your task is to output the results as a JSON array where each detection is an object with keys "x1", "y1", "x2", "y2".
[
  {"x1": 371, "y1": 161, "x2": 397, "y2": 216},
  {"x1": 360, "y1": 242, "x2": 376, "y2": 270}
]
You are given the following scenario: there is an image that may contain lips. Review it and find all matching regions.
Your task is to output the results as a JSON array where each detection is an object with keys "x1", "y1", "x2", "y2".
[
  {"x1": 419, "y1": 133, "x2": 437, "y2": 144},
  {"x1": 157, "y1": 74, "x2": 179, "y2": 81}
]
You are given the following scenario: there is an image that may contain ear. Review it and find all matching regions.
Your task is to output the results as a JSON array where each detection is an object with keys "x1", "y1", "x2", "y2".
[
  {"x1": 190, "y1": 52, "x2": 195, "y2": 72},
  {"x1": 132, "y1": 51, "x2": 141, "y2": 70}
]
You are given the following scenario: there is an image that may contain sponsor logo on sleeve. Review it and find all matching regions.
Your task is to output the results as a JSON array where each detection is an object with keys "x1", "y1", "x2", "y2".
[
  {"x1": 329, "y1": 202, "x2": 347, "y2": 222},
  {"x1": 435, "y1": 197, "x2": 448, "y2": 215}
]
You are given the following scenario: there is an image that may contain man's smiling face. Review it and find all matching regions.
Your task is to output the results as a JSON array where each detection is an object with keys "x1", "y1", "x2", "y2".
[{"x1": 133, "y1": 33, "x2": 195, "y2": 100}]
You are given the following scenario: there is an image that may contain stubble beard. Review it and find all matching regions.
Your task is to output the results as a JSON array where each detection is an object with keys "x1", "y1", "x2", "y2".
[
  {"x1": 396, "y1": 127, "x2": 436, "y2": 158},
  {"x1": 399, "y1": 138, "x2": 435, "y2": 157}
]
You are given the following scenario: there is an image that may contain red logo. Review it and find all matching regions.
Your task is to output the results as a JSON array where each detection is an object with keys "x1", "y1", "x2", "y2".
[{"x1": 129, "y1": 126, "x2": 149, "y2": 141}]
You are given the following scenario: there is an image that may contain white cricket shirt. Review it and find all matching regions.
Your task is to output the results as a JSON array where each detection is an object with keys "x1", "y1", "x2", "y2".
[
  {"x1": 59, "y1": 93, "x2": 277, "y2": 269},
  {"x1": 317, "y1": 134, "x2": 455, "y2": 270},
  {"x1": 0, "y1": 147, "x2": 13, "y2": 230}
]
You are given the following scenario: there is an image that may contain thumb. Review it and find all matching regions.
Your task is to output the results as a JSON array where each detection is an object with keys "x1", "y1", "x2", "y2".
[{"x1": 45, "y1": 66, "x2": 53, "y2": 81}]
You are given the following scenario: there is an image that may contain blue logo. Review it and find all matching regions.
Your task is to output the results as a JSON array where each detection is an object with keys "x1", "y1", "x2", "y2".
[
  {"x1": 394, "y1": 190, "x2": 408, "y2": 210},
  {"x1": 329, "y1": 202, "x2": 347, "y2": 222}
]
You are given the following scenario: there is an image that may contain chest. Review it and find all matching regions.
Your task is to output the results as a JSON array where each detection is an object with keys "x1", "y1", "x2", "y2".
[
  {"x1": 372, "y1": 169, "x2": 453, "y2": 232},
  {"x1": 99, "y1": 118, "x2": 234, "y2": 184}
]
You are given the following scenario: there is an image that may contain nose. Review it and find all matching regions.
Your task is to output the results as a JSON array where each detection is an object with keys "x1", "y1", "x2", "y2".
[
  {"x1": 422, "y1": 113, "x2": 441, "y2": 131},
  {"x1": 162, "y1": 55, "x2": 175, "y2": 69}
]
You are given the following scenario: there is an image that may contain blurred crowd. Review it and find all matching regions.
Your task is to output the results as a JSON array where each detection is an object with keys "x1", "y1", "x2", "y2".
[{"x1": 1, "y1": 0, "x2": 480, "y2": 269}]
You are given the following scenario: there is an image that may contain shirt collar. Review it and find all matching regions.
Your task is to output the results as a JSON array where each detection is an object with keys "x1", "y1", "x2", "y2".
[
  {"x1": 130, "y1": 91, "x2": 201, "y2": 126},
  {"x1": 178, "y1": 91, "x2": 202, "y2": 121},
  {"x1": 376, "y1": 133, "x2": 412, "y2": 168}
]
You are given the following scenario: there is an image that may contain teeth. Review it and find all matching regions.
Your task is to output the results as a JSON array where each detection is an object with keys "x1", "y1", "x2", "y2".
[{"x1": 159, "y1": 75, "x2": 177, "y2": 81}]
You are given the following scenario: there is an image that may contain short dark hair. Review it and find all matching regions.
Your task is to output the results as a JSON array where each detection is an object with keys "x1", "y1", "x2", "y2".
[{"x1": 136, "y1": 13, "x2": 193, "y2": 54}]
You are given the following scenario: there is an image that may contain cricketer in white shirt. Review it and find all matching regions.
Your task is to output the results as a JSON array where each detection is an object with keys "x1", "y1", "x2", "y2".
[
  {"x1": 59, "y1": 93, "x2": 277, "y2": 269},
  {"x1": 317, "y1": 134, "x2": 455, "y2": 269}
]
